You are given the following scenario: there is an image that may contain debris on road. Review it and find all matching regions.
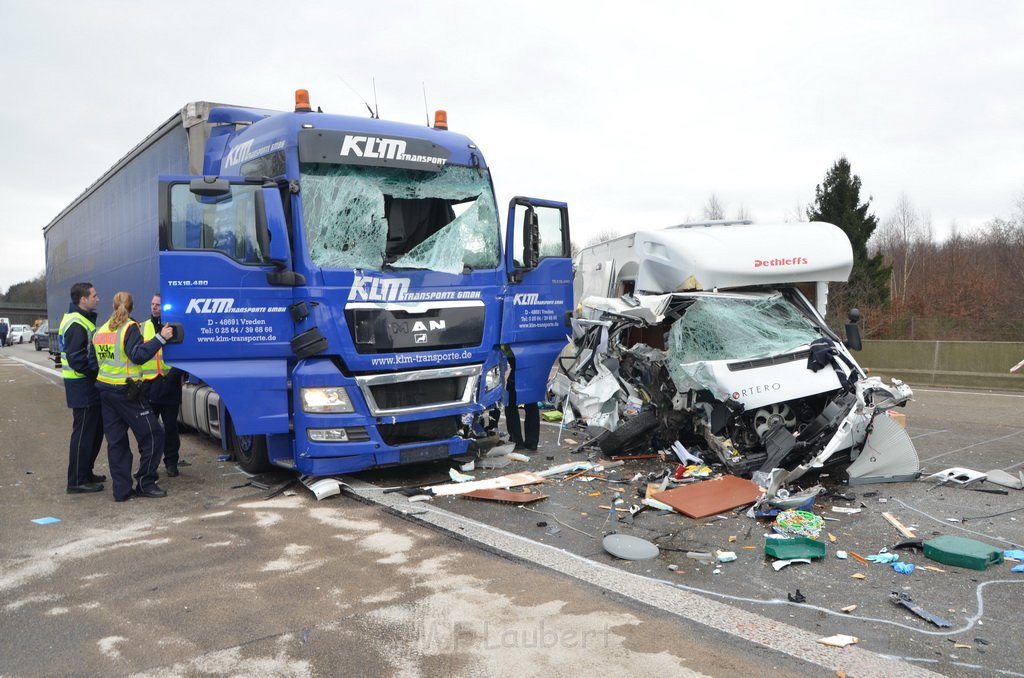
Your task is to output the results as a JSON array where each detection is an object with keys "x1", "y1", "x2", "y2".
[
  {"x1": 923, "y1": 535, "x2": 1004, "y2": 571},
  {"x1": 651, "y1": 475, "x2": 761, "y2": 518},
  {"x1": 764, "y1": 535, "x2": 826, "y2": 561},
  {"x1": 891, "y1": 591, "x2": 951, "y2": 627},
  {"x1": 817, "y1": 634, "x2": 858, "y2": 648},
  {"x1": 603, "y1": 533, "x2": 659, "y2": 560},
  {"x1": 462, "y1": 488, "x2": 548, "y2": 504}
]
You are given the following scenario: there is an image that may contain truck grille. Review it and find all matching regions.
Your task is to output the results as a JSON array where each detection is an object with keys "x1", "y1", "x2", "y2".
[
  {"x1": 379, "y1": 418, "x2": 458, "y2": 446},
  {"x1": 356, "y1": 365, "x2": 481, "y2": 416}
]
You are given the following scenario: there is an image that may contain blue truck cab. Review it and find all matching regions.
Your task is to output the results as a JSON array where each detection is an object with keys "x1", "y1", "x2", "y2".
[{"x1": 44, "y1": 90, "x2": 572, "y2": 475}]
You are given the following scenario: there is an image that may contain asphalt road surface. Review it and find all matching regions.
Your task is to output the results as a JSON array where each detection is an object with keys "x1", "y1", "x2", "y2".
[{"x1": 3, "y1": 341, "x2": 1021, "y2": 677}]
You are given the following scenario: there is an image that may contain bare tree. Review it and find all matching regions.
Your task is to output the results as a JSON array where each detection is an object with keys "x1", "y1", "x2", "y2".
[
  {"x1": 703, "y1": 194, "x2": 725, "y2": 220},
  {"x1": 735, "y1": 203, "x2": 752, "y2": 221},
  {"x1": 874, "y1": 193, "x2": 931, "y2": 305}
]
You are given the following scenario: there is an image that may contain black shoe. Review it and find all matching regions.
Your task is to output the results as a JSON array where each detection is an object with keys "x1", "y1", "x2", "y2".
[
  {"x1": 177, "y1": 459, "x2": 192, "y2": 467},
  {"x1": 114, "y1": 493, "x2": 133, "y2": 502},
  {"x1": 87, "y1": 473, "x2": 107, "y2": 483},
  {"x1": 135, "y1": 486, "x2": 168, "y2": 498},
  {"x1": 67, "y1": 482, "x2": 104, "y2": 494},
  {"x1": 164, "y1": 466, "x2": 179, "y2": 477}
]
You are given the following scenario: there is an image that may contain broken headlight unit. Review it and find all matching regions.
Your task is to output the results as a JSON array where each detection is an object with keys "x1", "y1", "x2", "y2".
[
  {"x1": 301, "y1": 387, "x2": 355, "y2": 413},
  {"x1": 484, "y1": 365, "x2": 502, "y2": 392}
]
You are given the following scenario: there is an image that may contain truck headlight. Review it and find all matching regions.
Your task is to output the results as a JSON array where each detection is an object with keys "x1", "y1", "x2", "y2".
[
  {"x1": 301, "y1": 387, "x2": 355, "y2": 413},
  {"x1": 485, "y1": 366, "x2": 502, "y2": 392},
  {"x1": 307, "y1": 428, "x2": 350, "y2": 442}
]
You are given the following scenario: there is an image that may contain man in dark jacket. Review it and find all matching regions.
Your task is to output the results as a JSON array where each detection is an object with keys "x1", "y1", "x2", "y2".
[
  {"x1": 0, "y1": 319, "x2": 8, "y2": 347},
  {"x1": 60, "y1": 282, "x2": 105, "y2": 493}
]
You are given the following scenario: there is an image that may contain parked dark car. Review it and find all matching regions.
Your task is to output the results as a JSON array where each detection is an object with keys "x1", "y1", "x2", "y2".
[{"x1": 32, "y1": 322, "x2": 49, "y2": 351}]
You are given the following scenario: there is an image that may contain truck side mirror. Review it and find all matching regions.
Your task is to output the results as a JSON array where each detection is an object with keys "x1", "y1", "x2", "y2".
[
  {"x1": 522, "y1": 206, "x2": 540, "y2": 269},
  {"x1": 844, "y1": 307, "x2": 862, "y2": 351},
  {"x1": 189, "y1": 176, "x2": 230, "y2": 197}
]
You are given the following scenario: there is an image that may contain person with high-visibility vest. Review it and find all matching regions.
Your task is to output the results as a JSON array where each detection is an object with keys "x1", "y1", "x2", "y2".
[
  {"x1": 141, "y1": 293, "x2": 187, "y2": 477},
  {"x1": 93, "y1": 291, "x2": 174, "y2": 502},
  {"x1": 60, "y1": 282, "x2": 106, "y2": 493}
]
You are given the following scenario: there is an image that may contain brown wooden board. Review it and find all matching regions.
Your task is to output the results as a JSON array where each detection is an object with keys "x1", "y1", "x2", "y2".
[
  {"x1": 651, "y1": 475, "x2": 762, "y2": 518},
  {"x1": 462, "y1": 489, "x2": 548, "y2": 504}
]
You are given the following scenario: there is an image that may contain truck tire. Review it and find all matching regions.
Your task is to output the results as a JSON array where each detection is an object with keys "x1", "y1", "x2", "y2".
[
  {"x1": 228, "y1": 418, "x2": 273, "y2": 474},
  {"x1": 598, "y1": 411, "x2": 660, "y2": 454}
]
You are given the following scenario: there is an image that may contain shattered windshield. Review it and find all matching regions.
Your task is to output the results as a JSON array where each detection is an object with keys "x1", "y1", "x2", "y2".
[
  {"x1": 667, "y1": 294, "x2": 821, "y2": 364},
  {"x1": 300, "y1": 163, "x2": 501, "y2": 274}
]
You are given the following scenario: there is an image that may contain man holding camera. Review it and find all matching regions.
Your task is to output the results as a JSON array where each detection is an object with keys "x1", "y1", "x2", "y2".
[{"x1": 141, "y1": 293, "x2": 188, "y2": 477}]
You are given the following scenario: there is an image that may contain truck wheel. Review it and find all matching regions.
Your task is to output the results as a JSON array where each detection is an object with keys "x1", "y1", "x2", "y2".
[
  {"x1": 598, "y1": 411, "x2": 660, "y2": 454},
  {"x1": 228, "y1": 419, "x2": 273, "y2": 474}
]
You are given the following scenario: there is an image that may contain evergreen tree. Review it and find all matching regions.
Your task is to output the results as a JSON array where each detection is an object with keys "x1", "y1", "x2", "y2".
[{"x1": 807, "y1": 157, "x2": 891, "y2": 323}]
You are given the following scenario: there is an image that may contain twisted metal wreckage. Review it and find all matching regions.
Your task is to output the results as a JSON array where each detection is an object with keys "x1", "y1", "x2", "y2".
[{"x1": 549, "y1": 220, "x2": 921, "y2": 489}]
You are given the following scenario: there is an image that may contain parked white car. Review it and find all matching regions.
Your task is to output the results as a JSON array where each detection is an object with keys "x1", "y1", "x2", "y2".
[{"x1": 8, "y1": 324, "x2": 35, "y2": 345}]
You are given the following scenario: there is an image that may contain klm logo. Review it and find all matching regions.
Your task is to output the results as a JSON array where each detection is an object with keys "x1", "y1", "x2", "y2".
[
  {"x1": 349, "y1": 275, "x2": 411, "y2": 302},
  {"x1": 186, "y1": 298, "x2": 235, "y2": 313},
  {"x1": 340, "y1": 135, "x2": 407, "y2": 160},
  {"x1": 513, "y1": 293, "x2": 540, "y2": 305},
  {"x1": 223, "y1": 140, "x2": 255, "y2": 167}
]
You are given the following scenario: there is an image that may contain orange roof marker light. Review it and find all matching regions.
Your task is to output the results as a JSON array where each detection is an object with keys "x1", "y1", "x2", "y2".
[
  {"x1": 433, "y1": 109, "x2": 448, "y2": 130},
  {"x1": 295, "y1": 89, "x2": 312, "y2": 113}
]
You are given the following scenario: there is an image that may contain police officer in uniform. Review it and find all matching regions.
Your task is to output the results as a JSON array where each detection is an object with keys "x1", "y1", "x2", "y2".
[
  {"x1": 61, "y1": 282, "x2": 106, "y2": 493},
  {"x1": 93, "y1": 291, "x2": 174, "y2": 501},
  {"x1": 141, "y1": 293, "x2": 187, "y2": 476}
]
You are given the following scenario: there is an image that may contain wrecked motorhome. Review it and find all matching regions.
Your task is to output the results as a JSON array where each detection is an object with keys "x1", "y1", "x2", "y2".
[{"x1": 552, "y1": 220, "x2": 918, "y2": 485}]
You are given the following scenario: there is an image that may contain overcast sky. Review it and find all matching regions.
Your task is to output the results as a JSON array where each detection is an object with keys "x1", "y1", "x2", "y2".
[{"x1": 2, "y1": 1, "x2": 1022, "y2": 293}]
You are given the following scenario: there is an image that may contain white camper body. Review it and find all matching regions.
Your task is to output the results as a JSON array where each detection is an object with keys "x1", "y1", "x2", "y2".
[{"x1": 574, "y1": 220, "x2": 853, "y2": 316}]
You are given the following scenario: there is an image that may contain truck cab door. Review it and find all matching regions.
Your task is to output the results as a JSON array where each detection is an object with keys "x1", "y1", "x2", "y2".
[
  {"x1": 500, "y1": 197, "x2": 573, "y2": 404},
  {"x1": 157, "y1": 176, "x2": 298, "y2": 435}
]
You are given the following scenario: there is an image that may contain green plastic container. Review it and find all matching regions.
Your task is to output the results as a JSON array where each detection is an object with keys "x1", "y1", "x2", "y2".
[
  {"x1": 764, "y1": 536, "x2": 826, "y2": 560},
  {"x1": 923, "y1": 535, "x2": 1003, "y2": 571}
]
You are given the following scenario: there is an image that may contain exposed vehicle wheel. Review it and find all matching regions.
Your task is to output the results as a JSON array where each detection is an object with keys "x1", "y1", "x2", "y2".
[
  {"x1": 598, "y1": 410, "x2": 660, "y2": 454},
  {"x1": 34, "y1": 339, "x2": 42, "y2": 351},
  {"x1": 228, "y1": 417, "x2": 273, "y2": 473}
]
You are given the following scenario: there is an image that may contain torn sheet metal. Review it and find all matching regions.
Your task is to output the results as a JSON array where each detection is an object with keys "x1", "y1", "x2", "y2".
[
  {"x1": 846, "y1": 413, "x2": 921, "y2": 484},
  {"x1": 928, "y1": 467, "x2": 987, "y2": 487},
  {"x1": 301, "y1": 475, "x2": 343, "y2": 501},
  {"x1": 983, "y1": 469, "x2": 1024, "y2": 490},
  {"x1": 891, "y1": 591, "x2": 951, "y2": 627}
]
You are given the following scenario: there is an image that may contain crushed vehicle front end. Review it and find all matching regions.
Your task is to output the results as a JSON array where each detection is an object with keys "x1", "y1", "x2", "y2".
[
  {"x1": 555, "y1": 221, "x2": 918, "y2": 485},
  {"x1": 557, "y1": 289, "x2": 915, "y2": 483}
]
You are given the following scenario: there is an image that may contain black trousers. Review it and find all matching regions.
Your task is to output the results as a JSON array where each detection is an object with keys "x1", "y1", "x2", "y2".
[
  {"x1": 99, "y1": 391, "x2": 165, "y2": 501},
  {"x1": 504, "y1": 371, "x2": 540, "y2": 450},
  {"x1": 151, "y1": 400, "x2": 181, "y2": 467},
  {"x1": 66, "y1": 403, "x2": 104, "y2": 487}
]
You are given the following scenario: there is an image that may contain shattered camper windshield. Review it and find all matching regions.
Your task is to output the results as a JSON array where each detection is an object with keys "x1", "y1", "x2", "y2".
[
  {"x1": 299, "y1": 163, "x2": 501, "y2": 274},
  {"x1": 667, "y1": 294, "x2": 821, "y2": 363}
]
